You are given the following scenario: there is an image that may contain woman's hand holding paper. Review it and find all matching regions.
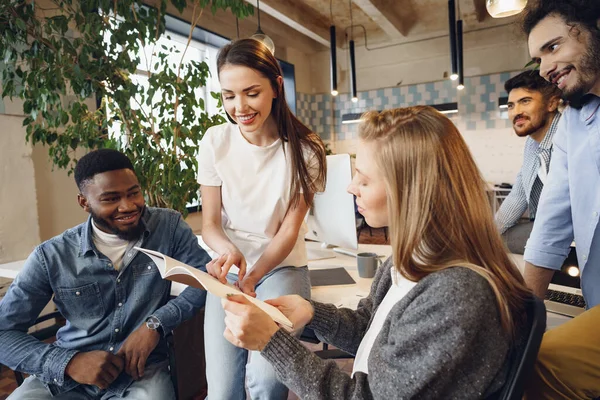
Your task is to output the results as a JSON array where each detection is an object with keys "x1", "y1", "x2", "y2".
[{"x1": 222, "y1": 295, "x2": 279, "y2": 351}]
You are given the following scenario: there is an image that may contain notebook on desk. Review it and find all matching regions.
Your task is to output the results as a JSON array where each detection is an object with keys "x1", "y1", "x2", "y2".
[
  {"x1": 309, "y1": 267, "x2": 356, "y2": 287},
  {"x1": 545, "y1": 247, "x2": 586, "y2": 318}
]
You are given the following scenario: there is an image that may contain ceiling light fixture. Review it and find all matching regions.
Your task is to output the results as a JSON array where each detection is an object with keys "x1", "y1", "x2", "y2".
[
  {"x1": 251, "y1": 0, "x2": 275, "y2": 55},
  {"x1": 330, "y1": 0, "x2": 338, "y2": 96},
  {"x1": 456, "y1": 18, "x2": 465, "y2": 90},
  {"x1": 342, "y1": 103, "x2": 459, "y2": 124},
  {"x1": 448, "y1": 0, "x2": 458, "y2": 81},
  {"x1": 342, "y1": 112, "x2": 363, "y2": 124},
  {"x1": 498, "y1": 96, "x2": 508, "y2": 109},
  {"x1": 434, "y1": 102, "x2": 459, "y2": 114},
  {"x1": 349, "y1": 0, "x2": 357, "y2": 102},
  {"x1": 486, "y1": 0, "x2": 527, "y2": 18}
]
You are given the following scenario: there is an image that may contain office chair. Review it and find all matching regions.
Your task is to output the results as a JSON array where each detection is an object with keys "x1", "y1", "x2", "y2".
[
  {"x1": 165, "y1": 296, "x2": 207, "y2": 400},
  {"x1": 12, "y1": 311, "x2": 65, "y2": 385},
  {"x1": 300, "y1": 328, "x2": 353, "y2": 360},
  {"x1": 496, "y1": 295, "x2": 547, "y2": 400},
  {"x1": 165, "y1": 333, "x2": 179, "y2": 400}
]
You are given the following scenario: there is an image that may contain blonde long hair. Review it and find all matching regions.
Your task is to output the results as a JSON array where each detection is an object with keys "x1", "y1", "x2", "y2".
[{"x1": 359, "y1": 106, "x2": 531, "y2": 339}]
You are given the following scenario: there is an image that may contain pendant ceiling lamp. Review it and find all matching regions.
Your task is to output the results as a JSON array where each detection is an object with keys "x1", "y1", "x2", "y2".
[
  {"x1": 330, "y1": 26, "x2": 338, "y2": 96},
  {"x1": 329, "y1": 0, "x2": 338, "y2": 96},
  {"x1": 349, "y1": 0, "x2": 357, "y2": 102},
  {"x1": 486, "y1": 0, "x2": 527, "y2": 18},
  {"x1": 448, "y1": 0, "x2": 458, "y2": 81},
  {"x1": 456, "y1": 19, "x2": 464, "y2": 90},
  {"x1": 349, "y1": 39, "x2": 357, "y2": 102},
  {"x1": 251, "y1": 0, "x2": 275, "y2": 54}
]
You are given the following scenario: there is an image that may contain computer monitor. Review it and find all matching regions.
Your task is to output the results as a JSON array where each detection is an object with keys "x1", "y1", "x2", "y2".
[{"x1": 305, "y1": 154, "x2": 358, "y2": 260}]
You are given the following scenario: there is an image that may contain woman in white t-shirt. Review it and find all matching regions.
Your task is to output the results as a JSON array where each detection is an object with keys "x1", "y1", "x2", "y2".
[{"x1": 197, "y1": 38, "x2": 326, "y2": 400}]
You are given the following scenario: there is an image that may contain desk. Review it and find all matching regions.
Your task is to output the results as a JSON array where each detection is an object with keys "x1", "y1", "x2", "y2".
[
  {"x1": 307, "y1": 244, "x2": 572, "y2": 330},
  {"x1": 0, "y1": 241, "x2": 574, "y2": 330},
  {"x1": 0, "y1": 259, "x2": 25, "y2": 280},
  {"x1": 306, "y1": 241, "x2": 391, "y2": 309},
  {"x1": 487, "y1": 186, "x2": 512, "y2": 214}
]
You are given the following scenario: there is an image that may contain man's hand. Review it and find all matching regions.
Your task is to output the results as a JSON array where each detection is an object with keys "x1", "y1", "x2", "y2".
[
  {"x1": 116, "y1": 324, "x2": 160, "y2": 380},
  {"x1": 65, "y1": 351, "x2": 124, "y2": 389}
]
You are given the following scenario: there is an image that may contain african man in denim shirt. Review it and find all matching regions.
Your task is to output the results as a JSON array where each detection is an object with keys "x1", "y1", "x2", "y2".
[{"x1": 0, "y1": 149, "x2": 210, "y2": 399}]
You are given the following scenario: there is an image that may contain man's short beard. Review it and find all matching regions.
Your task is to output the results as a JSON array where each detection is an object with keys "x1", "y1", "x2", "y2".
[
  {"x1": 515, "y1": 117, "x2": 547, "y2": 137},
  {"x1": 91, "y1": 207, "x2": 145, "y2": 241},
  {"x1": 563, "y1": 31, "x2": 600, "y2": 102}
]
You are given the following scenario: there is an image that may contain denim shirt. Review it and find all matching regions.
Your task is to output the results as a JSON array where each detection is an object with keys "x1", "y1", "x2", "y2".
[
  {"x1": 525, "y1": 95, "x2": 600, "y2": 307},
  {"x1": 0, "y1": 207, "x2": 210, "y2": 396}
]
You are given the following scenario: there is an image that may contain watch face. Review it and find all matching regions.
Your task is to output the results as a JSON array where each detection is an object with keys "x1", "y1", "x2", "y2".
[{"x1": 146, "y1": 316, "x2": 161, "y2": 330}]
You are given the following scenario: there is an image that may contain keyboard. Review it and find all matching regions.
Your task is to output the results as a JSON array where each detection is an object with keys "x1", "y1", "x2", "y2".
[{"x1": 545, "y1": 289, "x2": 586, "y2": 308}]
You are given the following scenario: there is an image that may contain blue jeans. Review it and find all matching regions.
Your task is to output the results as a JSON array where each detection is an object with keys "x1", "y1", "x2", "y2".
[
  {"x1": 204, "y1": 266, "x2": 310, "y2": 400},
  {"x1": 8, "y1": 361, "x2": 175, "y2": 400}
]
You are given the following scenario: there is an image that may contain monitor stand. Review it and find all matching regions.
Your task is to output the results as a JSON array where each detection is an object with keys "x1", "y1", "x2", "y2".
[{"x1": 307, "y1": 243, "x2": 337, "y2": 261}]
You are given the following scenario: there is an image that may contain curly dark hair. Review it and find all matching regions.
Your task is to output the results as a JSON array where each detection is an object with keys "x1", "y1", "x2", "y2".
[
  {"x1": 504, "y1": 70, "x2": 562, "y2": 99},
  {"x1": 522, "y1": 0, "x2": 600, "y2": 38},
  {"x1": 74, "y1": 148, "x2": 135, "y2": 191}
]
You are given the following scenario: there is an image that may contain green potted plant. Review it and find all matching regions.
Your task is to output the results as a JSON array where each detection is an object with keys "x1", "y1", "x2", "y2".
[{"x1": 0, "y1": 0, "x2": 253, "y2": 216}]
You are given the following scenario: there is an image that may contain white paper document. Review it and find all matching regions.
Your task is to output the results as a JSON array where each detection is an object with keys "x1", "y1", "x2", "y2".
[{"x1": 134, "y1": 247, "x2": 293, "y2": 329}]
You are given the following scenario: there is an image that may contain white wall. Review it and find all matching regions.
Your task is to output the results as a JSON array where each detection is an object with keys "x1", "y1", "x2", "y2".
[
  {"x1": 0, "y1": 115, "x2": 41, "y2": 263},
  {"x1": 333, "y1": 125, "x2": 524, "y2": 185},
  {"x1": 307, "y1": 24, "x2": 530, "y2": 94},
  {"x1": 32, "y1": 145, "x2": 87, "y2": 241},
  {"x1": 461, "y1": 126, "x2": 525, "y2": 184},
  {"x1": 283, "y1": 46, "x2": 313, "y2": 95},
  {"x1": 0, "y1": 93, "x2": 86, "y2": 248}
]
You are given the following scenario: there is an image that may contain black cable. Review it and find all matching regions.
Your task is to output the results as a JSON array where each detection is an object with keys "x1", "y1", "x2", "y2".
[
  {"x1": 344, "y1": 22, "x2": 513, "y2": 51},
  {"x1": 330, "y1": 0, "x2": 333, "y2": 24},
  {"x1": 349, "y1": 0, "x2": 353, "y2": 40},
  {"x1": 257, "y1": 0, "x2": 261, "y2": 30}
]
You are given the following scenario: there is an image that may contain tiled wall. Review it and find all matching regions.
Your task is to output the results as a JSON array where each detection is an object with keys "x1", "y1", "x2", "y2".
[{"x1": 297, "y1": 70, "x2": 526, "y2": 184}]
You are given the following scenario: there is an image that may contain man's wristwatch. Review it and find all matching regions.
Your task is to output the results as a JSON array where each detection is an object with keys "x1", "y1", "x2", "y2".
[{"x1": 145, "y1": 315, "x2": 164, "y2": 336}]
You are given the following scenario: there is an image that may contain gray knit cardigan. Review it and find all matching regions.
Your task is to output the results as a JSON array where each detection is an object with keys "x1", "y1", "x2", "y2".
[{"x1": 261, "y1": 257, "x2": 518, "y2": 399}]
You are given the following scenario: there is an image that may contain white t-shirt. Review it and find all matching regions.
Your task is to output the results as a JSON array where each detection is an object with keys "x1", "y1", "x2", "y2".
[
  {"x1": 197, "y1": 123, "x2": 313, "y2": 272},
  {"x1": 91, "y1": 220, "x2": 131, "y2": 270},
  {"x1": 352, "y1": 267, "x2": 417, "y2": 377}
]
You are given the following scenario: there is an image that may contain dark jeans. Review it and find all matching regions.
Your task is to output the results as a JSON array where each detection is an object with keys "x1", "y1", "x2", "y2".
[{"x1": 502, "y1": 220, "x2": 534, "y2": 255}]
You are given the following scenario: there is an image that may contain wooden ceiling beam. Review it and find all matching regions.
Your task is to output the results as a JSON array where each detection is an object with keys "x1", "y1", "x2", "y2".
[
  {"x1": 144, "y1": 0, "x2": 326, "y2": 54},
  {"x1": 473, "y1": 0, "x2": 488, "y2": 22},
  {"x1": 353, "y1": 0, "x2": 416, "y2": 38},
  {"x1": 246, "y1": 0, "x2": 346, "y2": 48}
]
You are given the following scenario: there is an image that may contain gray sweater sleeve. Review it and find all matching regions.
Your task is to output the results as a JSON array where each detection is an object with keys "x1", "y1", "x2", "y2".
[
  {"x1": 307, "y1": 257, "x2": 392, "y2": 355},
  {"x1": 261, "y1": 267, "x2": 511, "y2": 400}
]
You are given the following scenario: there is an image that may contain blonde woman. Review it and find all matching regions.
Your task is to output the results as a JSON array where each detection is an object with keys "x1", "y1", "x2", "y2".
[{"x1": 220, "y1": 106, "x2": 532, "y2": 399}]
